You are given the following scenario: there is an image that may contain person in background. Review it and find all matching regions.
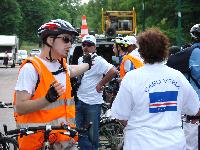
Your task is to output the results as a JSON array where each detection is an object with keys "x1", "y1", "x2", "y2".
[
  {"x1": 182, "y1": 24, "x2": 200, "y2": 150},
  {"x1": 3, "y1": 51, "x2": 9, "y2": 69},
  {"x1": 111, "y1": 28, "x2": 200, "y2": 150},
  {"x1": 112, "y1": 37, "x2": 126, "y2": 67},
  {"x1": 76, "y1": 35, "x2": 117, "y2": 150},
  {"x1": 14, "y1": 19, "x2": 92, "y2": 150},
  {"x1": 119, "y1": 36, "x2": 143, "y2": 79}
]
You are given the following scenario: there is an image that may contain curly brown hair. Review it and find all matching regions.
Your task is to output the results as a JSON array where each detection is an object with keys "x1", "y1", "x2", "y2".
[{"x1": 137, "y1": 28, "x2": 169, "y2": 64}]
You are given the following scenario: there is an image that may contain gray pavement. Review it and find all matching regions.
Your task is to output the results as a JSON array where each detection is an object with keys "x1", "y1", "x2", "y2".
[{"x1": 0, "y1": 65, "x2": 19, "y2": 132}]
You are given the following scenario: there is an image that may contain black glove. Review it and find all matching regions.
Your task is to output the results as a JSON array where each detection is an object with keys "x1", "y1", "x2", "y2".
[
  {"x1": 83, "y1": 54, "x2": 93, "y2": 70},
  {"x1": 45, "y1": 84, "x2": 60, "y2": 103}
]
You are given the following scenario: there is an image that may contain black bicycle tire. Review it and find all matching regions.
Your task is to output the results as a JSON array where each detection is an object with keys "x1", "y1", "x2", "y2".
[
  {"x1": 99, "y1": 119, "x2": 124, "y2": 150},
  {"x1": 0, "y1": 136, "x2": 19, "y2": 150}
]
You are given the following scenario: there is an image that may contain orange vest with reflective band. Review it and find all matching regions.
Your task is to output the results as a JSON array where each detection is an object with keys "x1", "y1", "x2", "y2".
[
  {"x1": 13, "y1": 57, "x2": 76, "y2": 150},
  {"x1": 120, "y1": 54, "x2": 144, "y2": 78}
]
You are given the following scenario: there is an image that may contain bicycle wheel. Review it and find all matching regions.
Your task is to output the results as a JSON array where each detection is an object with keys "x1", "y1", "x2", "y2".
[
  {"x1": 0, "y1": 137, "x2": 19, "y2": 150},
  {"x1": 99, "y1": 119, "x2": 124, "y2": 150}
]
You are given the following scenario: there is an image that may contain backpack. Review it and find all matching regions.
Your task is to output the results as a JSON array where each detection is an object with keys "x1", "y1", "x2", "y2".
[{"x1": 166, "y1": 45, "x2": 200, "y2": 88}]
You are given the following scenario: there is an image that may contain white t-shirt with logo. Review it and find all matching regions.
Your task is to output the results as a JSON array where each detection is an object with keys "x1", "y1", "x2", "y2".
[
  {"x1": 77, "y1": 54, "x2": 113, "y2": 105},
  {"x1": 111, "y1": 63, "x2": 200, "y2": 150},
  {"x1": 15, "y1": 57, "x2": 69, "y2": 94}
]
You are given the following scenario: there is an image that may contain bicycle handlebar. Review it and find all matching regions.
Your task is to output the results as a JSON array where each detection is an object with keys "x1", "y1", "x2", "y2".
[{"x1": 3, "y1": 122, "x2": 92, "y2": 138}]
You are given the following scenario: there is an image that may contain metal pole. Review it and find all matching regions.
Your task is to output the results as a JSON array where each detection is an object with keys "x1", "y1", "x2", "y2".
[
  {"x1": 177, "y1": 0, "x2": 182, "y2": 47},
  {"x1": 142, "y1": 0, "x2": 145, "y2": 31}
]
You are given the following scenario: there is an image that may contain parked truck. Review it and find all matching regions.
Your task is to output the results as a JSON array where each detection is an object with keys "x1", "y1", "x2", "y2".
[
  {"x1": 102, "y1": 7, "x2": 137, "y2": 37},
  {"x1": 0, "y1": 35, "x2": 19, "y2": 68},
  {"x1": 71, "y1": 8, "x2": 137, "y2": 65}
]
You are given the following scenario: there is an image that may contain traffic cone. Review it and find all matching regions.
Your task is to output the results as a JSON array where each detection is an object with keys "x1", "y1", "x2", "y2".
[{"x1": 80, "y1": 15, "x2": 89, "y2": 38}]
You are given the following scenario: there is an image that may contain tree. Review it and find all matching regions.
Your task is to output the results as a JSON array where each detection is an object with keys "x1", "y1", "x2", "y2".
[
  {"x1": 0, "y1": 0, "x2": 22, "y2": 35},
  {"x1": 17, "y1": 0, "x2": 71, "y2": 42}
]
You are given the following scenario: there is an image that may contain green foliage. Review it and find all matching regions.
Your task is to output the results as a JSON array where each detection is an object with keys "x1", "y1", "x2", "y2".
[
  {"x1": 17, "y1": 0, "x2": 71, "y2": 42},
  {"x1": 0, "y1": 0, "x2": 22, "y2": 35},
  {"x1": 0, "y1": 0, "x2": 199, "y2": 46},
  {"x1": 83, "y1": 0, "x2": 200, "y2": 46}
]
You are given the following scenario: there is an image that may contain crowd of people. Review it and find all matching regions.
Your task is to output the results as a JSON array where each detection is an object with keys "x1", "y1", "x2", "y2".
[{"x1": 13, "y1": 18, "x2": 200, "y2": 150}]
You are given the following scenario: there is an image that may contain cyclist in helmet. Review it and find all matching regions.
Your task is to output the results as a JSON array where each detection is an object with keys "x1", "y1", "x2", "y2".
[
  {"x1": 119, "y1": 36, "x2": 143, "y2": 79},
  {"x1": 13, "y1": 19, "x2": 93, "y2": 150},
  {"x1": 182, "y1": 24, "x2": 200, "y2": 150},
  {"x1": 112, "y1": 37, "x2": 126, "y2": 66}
]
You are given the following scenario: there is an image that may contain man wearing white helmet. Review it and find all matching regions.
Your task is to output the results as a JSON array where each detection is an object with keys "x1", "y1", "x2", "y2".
[
  {"x1": 119, "y1": 36, "x2": 144, "y2": 79},
  {"x1": 76, "y1": 35, "x2": 117, "y2": 150},
  {"x1": 14, "y1": 19, "x2": 93, "y2": 150}
]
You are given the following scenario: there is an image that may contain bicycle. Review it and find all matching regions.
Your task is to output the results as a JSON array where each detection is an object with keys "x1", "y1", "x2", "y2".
[
  {"x1": 99, "y1": 79, "x2": 124, "y2": 150},
  {"x1": 0, "y1": 131, "x2": 19, "y2": 150},
  {"x1": 99, "y1": 118, "x2": 124, "y2": 150},
  {"x1": 4, "y1": 123, "x2": 92, "y2": 150},
  {"x1": 0, "y1": 101, "x2": 19, "y2": 150}
]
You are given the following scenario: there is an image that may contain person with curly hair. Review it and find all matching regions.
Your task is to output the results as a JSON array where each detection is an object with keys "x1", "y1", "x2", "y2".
[{"x1": 111, "y1": 28, "x2": 200, "y2": 150}]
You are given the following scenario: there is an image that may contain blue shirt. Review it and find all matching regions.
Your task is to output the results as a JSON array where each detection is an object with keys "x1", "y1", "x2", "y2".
[{"x1": 188, "y1": 42, "x2": 200, "y2": 99}]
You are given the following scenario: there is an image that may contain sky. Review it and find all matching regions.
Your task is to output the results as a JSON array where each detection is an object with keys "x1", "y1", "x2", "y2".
[{"x1": 81, "y1": 0, "x2": 89, "y2": 4}]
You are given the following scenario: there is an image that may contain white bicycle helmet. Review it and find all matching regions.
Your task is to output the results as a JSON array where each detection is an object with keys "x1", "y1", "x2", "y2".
[{"x1": 38, "y1": 19, "x2": 79, "y2": 39}]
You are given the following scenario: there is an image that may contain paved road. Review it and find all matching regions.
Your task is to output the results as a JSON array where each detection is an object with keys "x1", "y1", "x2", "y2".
[{"x1": 0, "y1": 65, "x2": 19, "y2": 132}]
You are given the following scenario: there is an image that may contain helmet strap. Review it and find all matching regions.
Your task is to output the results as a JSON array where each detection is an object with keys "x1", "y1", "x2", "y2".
[{"x1": 46, "y1": 47, "x2": 54, "y2": 62}]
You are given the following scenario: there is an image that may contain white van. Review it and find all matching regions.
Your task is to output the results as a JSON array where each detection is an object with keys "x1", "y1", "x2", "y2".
[{"x1": 0, "y1": 35, "x2": 19, "y2": 68}]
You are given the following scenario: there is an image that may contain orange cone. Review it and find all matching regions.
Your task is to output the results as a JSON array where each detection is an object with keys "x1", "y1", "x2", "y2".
[{"x1": 80, "y1": 15, "x2": 89, "y2": 38}]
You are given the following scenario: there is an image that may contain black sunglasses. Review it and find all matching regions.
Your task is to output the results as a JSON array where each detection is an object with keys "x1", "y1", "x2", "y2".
[
  {"x1": 56, "y1": 36, "x2": 74, "y2": 44},
  {"x1": 82, "y1": 42, "x2": 95, "y2": 47}
]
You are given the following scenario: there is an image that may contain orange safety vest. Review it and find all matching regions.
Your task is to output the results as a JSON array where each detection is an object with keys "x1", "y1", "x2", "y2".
[
  {"x1": 120, "y1": 54, "x2": 144, "y2": 78},
  {"x1": 13, "y1": 57, "x2": 76, "y2": 150}
]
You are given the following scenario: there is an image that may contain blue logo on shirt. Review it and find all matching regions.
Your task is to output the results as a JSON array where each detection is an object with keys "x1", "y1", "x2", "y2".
[{"x1": 149, "y1": 91, "x2": 178, "y2": 113}]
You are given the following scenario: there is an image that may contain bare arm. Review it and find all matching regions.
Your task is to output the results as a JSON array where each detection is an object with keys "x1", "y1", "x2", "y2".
[
  {"x1": 16, "y1": 81, "x2": 64, "y2": 115},
  {"x1": 69, "y1": 63, "x2": 89, "y2": 78},
  {"x1": 16, "y1": 91, "x2": 49, "y2": 115},
  {"x1": 96, "y1": 67, "x2": 117, "y2": 93}
]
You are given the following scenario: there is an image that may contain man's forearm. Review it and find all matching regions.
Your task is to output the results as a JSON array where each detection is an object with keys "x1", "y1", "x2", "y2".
[
  {"x1": 16, "y1": 97, "x2": 49, "y2": 115},
  {"x1": 69, "y1": 63, "x2": 89, "y2": 78},
  {"x1": 98, "y1": 67, "x2": 117, "y2": 86}
]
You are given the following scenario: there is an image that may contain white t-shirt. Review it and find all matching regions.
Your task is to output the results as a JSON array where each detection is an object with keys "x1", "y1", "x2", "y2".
[
  {"x1": 111, "y1": 63, "x2": 200, "y2": 150},
  {"x1": 124, "y1": 49, "x2": 143, "y2": 72},
  {"x1": 77, "y1": 53, "x2": 113, "y2": 105},
  {"x1": 15, "y1": 57, "x2": 70, "y2": 95}
]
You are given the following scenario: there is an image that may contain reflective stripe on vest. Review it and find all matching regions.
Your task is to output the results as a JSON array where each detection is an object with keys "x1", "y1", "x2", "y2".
[
  {"x1": 13, "y1": 57, "x2": 76, "y2": 150},
  {"x1": 120, "y1": 54, "x2": 144, "y2": 78},
  {"x1": 16, "y1": 117, "x2": 75, "y2": 129}
]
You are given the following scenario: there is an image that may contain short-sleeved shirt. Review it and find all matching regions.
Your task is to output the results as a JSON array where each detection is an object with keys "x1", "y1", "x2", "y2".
[
  {"x1": 111, "y1": 63, "x2": 200, "y2": 150},
  {"x1": 77, "y1": 53, "x2": 113, "y2": 105},
  {"x1": 15, "y1": 57, "x2": 70, "y2": 95}
]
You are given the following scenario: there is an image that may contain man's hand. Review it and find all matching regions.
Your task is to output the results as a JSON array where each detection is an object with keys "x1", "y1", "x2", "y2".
[
  {"x1": 96, "y1": 84, "x2": 104, "y2": 93},
  {"x1": 45, "y1": 81, "x2": 64, "y2": 103}
]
